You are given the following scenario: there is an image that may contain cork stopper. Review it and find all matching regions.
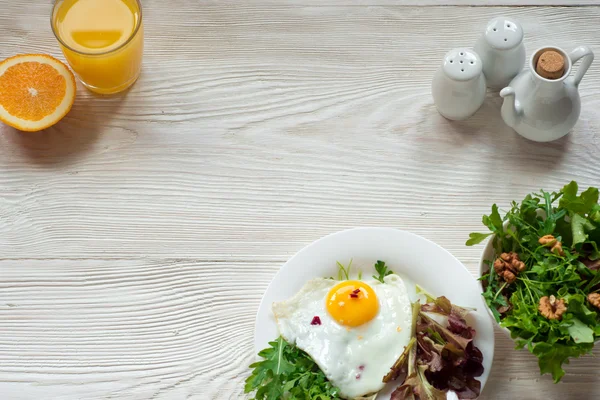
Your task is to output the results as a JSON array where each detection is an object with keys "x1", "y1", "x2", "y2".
[{"x1": 536, "y1": 50, "x2": 565, "y2": 79}]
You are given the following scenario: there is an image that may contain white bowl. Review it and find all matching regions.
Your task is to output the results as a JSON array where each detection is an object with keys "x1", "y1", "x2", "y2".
[{"x1": 478, "y1": 235, "x2": 512, "y2": 337}]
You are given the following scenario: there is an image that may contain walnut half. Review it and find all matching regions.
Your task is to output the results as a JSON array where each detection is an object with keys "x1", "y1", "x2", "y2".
[
  {"x1": 539, "y1": 235, "x2": 557, "y2": 247},
  {"x1": 493, "y1": 252, "x2": 526, "y2": 283},
  {"x1": 588, "y1": 293, "x2": 600, "y2": 309},
  {"x1": 539, "y1": 295, "x2": 567, "y2": 320},
  {"x1": 539, "y1": 234, "x2": 565, "y2": 256}
]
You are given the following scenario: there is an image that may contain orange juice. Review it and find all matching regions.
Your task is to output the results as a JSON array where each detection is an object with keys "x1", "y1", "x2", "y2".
[{"x1": 52, "y1": 0, "x2": 143, "y2": 94}]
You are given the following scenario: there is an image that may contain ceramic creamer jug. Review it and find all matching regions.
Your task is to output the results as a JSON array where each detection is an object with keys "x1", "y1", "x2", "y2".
[
  {"x1": 432, "y1": 48, "x2": 486, "y2": 121},
  {"x1": 500, "y1": 45, "x2": 594, "y2": 142},
  {"x1": 474, "y1": 16, "x2": 526, "y2": 89}
]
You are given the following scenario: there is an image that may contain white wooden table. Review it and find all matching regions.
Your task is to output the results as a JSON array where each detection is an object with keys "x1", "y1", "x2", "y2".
[{"x1": 1, "y1": 1, "x2": 600, "y2": 399}]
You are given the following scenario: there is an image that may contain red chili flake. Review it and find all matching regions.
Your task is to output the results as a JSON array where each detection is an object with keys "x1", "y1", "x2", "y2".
[
  {"x1": 356, "y1": 374, "x2": 361, "y2": 380},
  {"x1": 352, "y1": 289, "x2": 361, "y2": 294},
  {"x1": 359, "y1": 365, "x2": 365, "y2": 371},
  {"x1": 311, "y1": 316, "x2": 322, "y2": 325},
  {"x1": 349, "y1": 293, "x2": 359, "y2": 298}
]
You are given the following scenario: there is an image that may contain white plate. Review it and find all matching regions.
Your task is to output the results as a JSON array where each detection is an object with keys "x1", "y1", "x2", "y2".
[{"x1": 254, "y1": 227, "x2": 495, "y2": 399}]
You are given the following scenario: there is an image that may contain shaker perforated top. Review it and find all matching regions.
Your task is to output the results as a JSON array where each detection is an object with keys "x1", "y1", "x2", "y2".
[
  {"x1": 483, "y1": 16, "x2": 523, "y2": 50},
  {"x1": 442, "y1": 48, "x2": 482, "y2": 81}
]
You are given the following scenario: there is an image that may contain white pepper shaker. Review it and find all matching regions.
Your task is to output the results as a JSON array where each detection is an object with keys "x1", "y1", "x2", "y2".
[
  {"x1": 474, "y1": 16, "x2": 526, "y2": 89},
  {"x1": 432, "y1": 48, "x2": 486, "y2": 121}
]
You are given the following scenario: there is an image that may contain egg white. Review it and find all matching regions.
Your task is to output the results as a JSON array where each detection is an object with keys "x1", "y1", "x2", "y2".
[{"x1": 272, "y1": 274, "x2": 413, "y2": 399}]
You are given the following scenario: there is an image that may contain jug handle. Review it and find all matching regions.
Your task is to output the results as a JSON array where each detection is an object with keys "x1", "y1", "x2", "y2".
[{"x1": 569, "y1": 46, "x2": 594, "y2": 86}]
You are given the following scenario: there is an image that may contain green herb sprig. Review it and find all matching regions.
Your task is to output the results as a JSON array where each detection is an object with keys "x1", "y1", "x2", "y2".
[
  {"x1": 336, "y1": 260, "x2": 354, "y2": 280},
  {"x1": 245, "y1": 337, "x2": 341, "y2": 400},
  {"x1": 373, "y1": 260, "x2": 393, "y2": 283}
]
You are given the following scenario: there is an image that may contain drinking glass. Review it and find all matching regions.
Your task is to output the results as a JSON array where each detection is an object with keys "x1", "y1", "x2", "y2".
[{"x1": 51, "y1": 0, "x2": 144, "y2": 94}]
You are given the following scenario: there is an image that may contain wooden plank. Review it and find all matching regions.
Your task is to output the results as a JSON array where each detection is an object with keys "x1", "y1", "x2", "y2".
[
  {"x1": 1, "y1": 259, "x2": 600, "y2": 400},
  {"x1": 1, "y1": 5, "x2": 600, "y2": 261},
  {"x1": 216, "y1": 0, "x2": 600, "y2": 5},
  {"x1": 0, "y1": 259, "x2": 276, "y2": 399},
  {"x1": 121, "y1": 1, "x2": 600, "y2": 6}
]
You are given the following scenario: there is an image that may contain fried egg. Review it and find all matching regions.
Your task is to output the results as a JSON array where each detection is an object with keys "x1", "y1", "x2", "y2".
[{"x1": 272, "y1": 274, "x2": 413, "y2": 399}]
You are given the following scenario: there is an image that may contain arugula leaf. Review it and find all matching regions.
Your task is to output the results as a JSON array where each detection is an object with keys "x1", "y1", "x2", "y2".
[
  {"x1": 565, "y1": 293, "x2": 597, "y2": 325},
  {"x1": 555, "y1": 217, "x2": 574, "y2": 248},
  {"x1": 579, "y1": 187, "x2": 598, "y2": 213},
  {"x1": 567, "y1": 318, "x2": 594, "y2": 344},
  {"x1": 559, "y1": 181, "x2": 599, "y2": 215},
  {"x1": 465, "y1": 232, "x2": 492, "y2": 246},
  {"x1": 562, "y1": 181, "x2": 578, "y2": 200},
  {"x1": 245, "y1": 337, "x2": 341, "y2": 400},
  {"x1": 373, "y1": 260, "x2": 393, "y2": 283},
  {"x1": 532, "y1": 342, "x2": 593, "y2": 383},
  {"x1": 482, "y1": 204, "x2": 504, "y2": 233},
  {"x1": 584, "y1": 270, "x2": 600, "y2": 292},
  {"x1": 571, "y1": 213, "x2": 596, "y2": 246},
  {"x1": 590, "y1": 204, "x2": 600, "y2": 224}
]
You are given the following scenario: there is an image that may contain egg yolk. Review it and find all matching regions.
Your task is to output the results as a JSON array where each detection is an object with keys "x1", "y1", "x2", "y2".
[{"x1": 326, "y1": 280, "x2": 379, "y2": 327}]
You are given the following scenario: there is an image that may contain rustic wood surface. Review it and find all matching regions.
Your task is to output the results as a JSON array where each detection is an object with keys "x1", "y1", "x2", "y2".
[{"x1": 1, "y1": 1, "x2": 600, "y2": 399}]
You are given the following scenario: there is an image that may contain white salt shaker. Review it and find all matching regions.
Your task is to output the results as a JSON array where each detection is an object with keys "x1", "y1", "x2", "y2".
[
  {"x1": 432, "y1": 48, "x2": 486, "y2": 121},
  {"x1": 474, "y1": 16, "x2": 526, "y2": 89}
]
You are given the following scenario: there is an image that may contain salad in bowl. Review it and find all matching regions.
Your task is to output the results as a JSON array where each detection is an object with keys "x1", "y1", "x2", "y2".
[{"x1": 467, "y1": 181, "x2": 600, "y2": 383}]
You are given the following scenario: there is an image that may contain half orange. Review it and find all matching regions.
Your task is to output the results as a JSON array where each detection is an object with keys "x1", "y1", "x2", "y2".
[{"x1": 0, "y1": 54, "x2": 76, "y2": 132}]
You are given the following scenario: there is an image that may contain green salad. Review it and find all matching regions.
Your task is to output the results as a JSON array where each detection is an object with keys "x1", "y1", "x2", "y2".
[
  {"x1": 467, "y1": 181, "x2": 600, "y2": 382},
  {"x1": 246, "y1": 261, "x2": 484, "y2": 400}
]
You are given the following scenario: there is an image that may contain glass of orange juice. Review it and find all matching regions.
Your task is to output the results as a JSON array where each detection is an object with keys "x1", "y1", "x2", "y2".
[{"x1": 51, "y1": 0, "x2": 143, "y2": 94}]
